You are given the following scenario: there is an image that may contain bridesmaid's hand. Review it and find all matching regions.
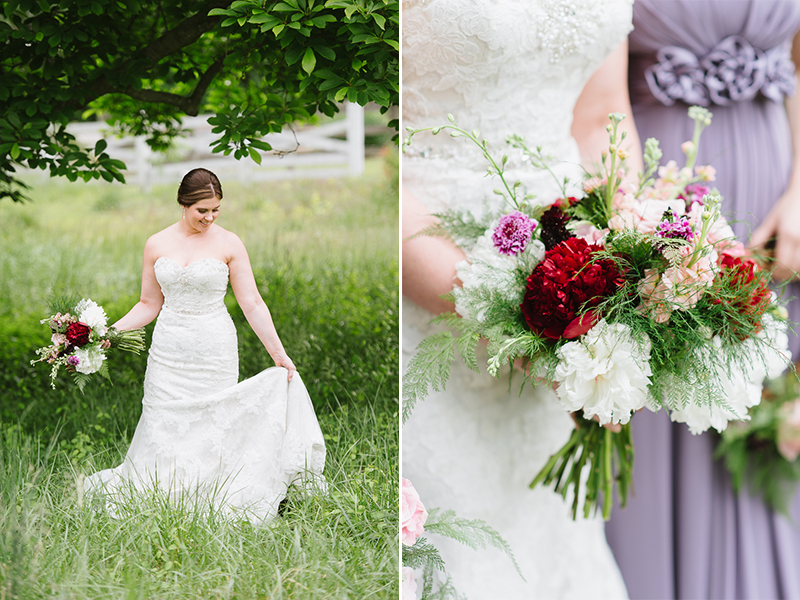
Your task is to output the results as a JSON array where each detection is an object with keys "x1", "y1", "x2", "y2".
[
  {"x1": 751, "y1": 189, "x2": 800, "y2": 281},
  {"x1": 274, "y1": 354, "x2": 296, "y2": 381}
]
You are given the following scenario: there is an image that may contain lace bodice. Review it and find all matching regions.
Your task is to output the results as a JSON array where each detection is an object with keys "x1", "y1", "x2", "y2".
[
  {"x1": 403, "y1": 0, "x2": 634, "y2": 162},
  {"x1": 155, "y1": 257, "x2": 229, "y2": 315}
]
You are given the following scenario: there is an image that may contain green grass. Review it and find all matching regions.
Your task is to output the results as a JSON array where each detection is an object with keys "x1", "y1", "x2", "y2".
[{"x1": 0, "y1": 153, "x2": 399, "y2": 599}]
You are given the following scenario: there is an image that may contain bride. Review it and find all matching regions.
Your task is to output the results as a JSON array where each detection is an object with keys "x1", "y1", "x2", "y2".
[
  {"x1": 402, "y1": 0, "x2": 642, "y2": 597},
  {"x1": 85, "y1": 167, "x2": 326, "y2": 524}
]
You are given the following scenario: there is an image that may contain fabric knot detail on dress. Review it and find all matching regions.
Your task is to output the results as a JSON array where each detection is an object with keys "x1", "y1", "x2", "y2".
[{"x1": 644, "y1": 36, "x2": 796, "y2": 106}]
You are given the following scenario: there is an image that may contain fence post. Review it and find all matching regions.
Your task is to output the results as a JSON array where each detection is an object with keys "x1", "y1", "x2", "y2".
[{"x1": 345, "y1": 101, "x2": 365, "y2": 176}]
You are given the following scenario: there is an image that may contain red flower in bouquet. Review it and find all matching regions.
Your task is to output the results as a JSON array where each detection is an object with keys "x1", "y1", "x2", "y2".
[
  {"x1": 65, "y1": 322, "x2": 92, "y2": 347},
  {"x1": 714, "y1": 254, "x2": 771, "y2": 337},
  {"x1": 521, "y1": 237, "x2": 623, "y2": 340}
]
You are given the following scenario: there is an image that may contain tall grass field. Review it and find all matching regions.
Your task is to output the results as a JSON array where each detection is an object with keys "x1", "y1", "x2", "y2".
[{"x1": 0, "y1": 151, "x2": 399, "y2": 599}]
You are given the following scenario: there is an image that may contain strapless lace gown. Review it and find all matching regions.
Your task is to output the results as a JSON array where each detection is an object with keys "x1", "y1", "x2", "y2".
[
  {"x1": 402, "y1": 0, "x2": 632, "y2": 597},
  {"x1": 85, "y1": 257, "x2": 326, "y2": 524}
]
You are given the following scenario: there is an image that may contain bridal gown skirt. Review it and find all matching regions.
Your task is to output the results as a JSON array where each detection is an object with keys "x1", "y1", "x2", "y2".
[{"x1": 85, "y1": 258, "x2": 326, "y2": 524}]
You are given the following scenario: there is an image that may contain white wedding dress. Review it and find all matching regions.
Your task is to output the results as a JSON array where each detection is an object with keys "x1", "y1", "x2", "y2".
[
  {"x1": 85, "y1": 257, "x2": 326, "y2": 524},
  {"x1": 402, "y1": 0, "x2": 632, "y2": 597}
]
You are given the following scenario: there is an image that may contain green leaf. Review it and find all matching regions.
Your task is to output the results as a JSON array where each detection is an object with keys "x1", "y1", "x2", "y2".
[
  {"x1": 301, "y1": 47, "x2": 316, "y2": 74},
  {"x1": 94, "y1": 138, "x2": 107, "y2": 154},
  {"x1": 248, "y1": 146, "x2": 262, "y2": 165},
  {"x1": 10, "y1": 143, "x2": 19, "y2": 160}
]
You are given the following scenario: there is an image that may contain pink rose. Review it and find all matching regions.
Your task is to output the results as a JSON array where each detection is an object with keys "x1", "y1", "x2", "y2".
[
  {"x1": 401, "y1": 478, "x2": 428, "y2": 546},
  {"x1": 777, "y1": 399, "x2": 800, "y2": 462},
  {"x1": 402, "y1": 567, "x2": 417, "y2": 600}
]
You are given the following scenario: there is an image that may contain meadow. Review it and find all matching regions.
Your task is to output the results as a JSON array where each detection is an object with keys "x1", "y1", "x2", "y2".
[{"x1": 0, "y1": 150, "x2": 399, "y2": 599}]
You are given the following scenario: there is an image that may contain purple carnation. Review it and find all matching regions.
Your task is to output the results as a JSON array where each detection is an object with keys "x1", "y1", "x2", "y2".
[
  {"x1": 67, "y1": 355, "x2": 80, "y2": 367},
  {"x1": 678, "y1": 183, "x2": 711, "y2": 209},
  {"x1": 492, "y1": 211, "x2": 538, "y2": 256},
  {"x1": 654, "y1": 213, "x2": 695, "y2": 241}
]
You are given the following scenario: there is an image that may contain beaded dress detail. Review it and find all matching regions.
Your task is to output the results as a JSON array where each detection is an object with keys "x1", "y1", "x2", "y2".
[
  {"x1": 402, "y1": 0, "x2": 632, "y2": 597},
  {"x1": 85, "y1": 257, "x2": 326, "y2": 524}
]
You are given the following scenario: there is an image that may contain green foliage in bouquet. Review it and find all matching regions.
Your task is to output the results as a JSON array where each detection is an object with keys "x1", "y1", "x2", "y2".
[{"x1": 715, "y1": 367, "x2": 800, "y2": 515}]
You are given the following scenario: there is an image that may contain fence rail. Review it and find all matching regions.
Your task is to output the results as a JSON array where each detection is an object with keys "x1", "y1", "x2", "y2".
[{"x1": 61, "y1": 102, "x2": 365, "y2": 188}]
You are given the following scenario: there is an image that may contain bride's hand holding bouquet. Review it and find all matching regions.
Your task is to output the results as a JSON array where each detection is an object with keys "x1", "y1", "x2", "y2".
[{"x1": 404, "y1": 106, "x2": 792, "y2": 520}]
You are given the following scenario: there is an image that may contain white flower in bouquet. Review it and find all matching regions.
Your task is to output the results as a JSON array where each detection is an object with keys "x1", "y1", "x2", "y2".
[
  {"x1": 75, "y1": 298, "x2": 108, "y2": 337},
  {"x1": 72, "y1": 344, "x2": 107, "y2": 374},
  {"x1": 401, "y1": 567, "x2": 417, "y2": 600},
  {"x1": 454, "y1": 226, "x2": 544, "y2": 322},
  {"x1": 669, "y1": 322, "x2": 790, "y2": 435},
  {"x1": 554, "y1": 319, "x2": 652, "y2": 425}
]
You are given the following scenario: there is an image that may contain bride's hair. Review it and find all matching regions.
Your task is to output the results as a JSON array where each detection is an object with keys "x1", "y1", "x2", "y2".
[{"x1": 177, "y1": 168, "x2": 223, "y2": 207}]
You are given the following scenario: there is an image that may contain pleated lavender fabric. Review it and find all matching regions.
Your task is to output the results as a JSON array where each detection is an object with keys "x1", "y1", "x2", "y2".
[{"x1": 605, "y1": 1, "x2": 800, "y2": 598}]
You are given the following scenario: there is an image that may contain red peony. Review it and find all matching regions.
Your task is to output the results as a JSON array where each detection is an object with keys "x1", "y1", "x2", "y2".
[
  {"x1": 715, "y1": 254, "x2": 771, "y2": 336},
  {"x1": 65, "y1": 322, "x2": 92, "y2": 347},
  {"x1": 521, "y1": 237, "x2": 623, "y2": 339}
]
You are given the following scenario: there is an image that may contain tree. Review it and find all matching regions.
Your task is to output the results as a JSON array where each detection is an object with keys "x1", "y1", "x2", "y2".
[{"x1": 0, "y1": 0, "x2": 398, "y2": 202}]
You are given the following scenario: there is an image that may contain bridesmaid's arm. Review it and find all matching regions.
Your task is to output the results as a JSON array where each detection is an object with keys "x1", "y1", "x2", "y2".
[
  {"x1": 571, "y1": 39, "x2": 644, "y2": 175},
  {"x1": 402, "y1": 187, "x2": 465, "y2": 314},
  {"x1": 113, "y1": 237, "x2": 164, "y2": 331},
  {"x1": 227, "y1": 233, "x2": 295, "y2": 381},
  {"x1": 750, "y1": 29, "x2": 800, "y2": 280}
]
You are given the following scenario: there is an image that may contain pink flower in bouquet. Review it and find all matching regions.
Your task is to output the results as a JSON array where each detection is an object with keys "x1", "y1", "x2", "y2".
[
  {"x1": 402, "y1": 567, "x2": 417, "y2": 600},
  {"x1": 51, "y1": 332, "x2": 67, "y2": 347},
  {"x1": 67, "y1": 355, "x2": 80, "y2": 367},
  {"x1": 695, "y1": 165, "x2": 717, "y2": 181},
  {"x1": 492, "y1": 211, "x2": 538, "y2": 256},
  {"x1": 574, "y1": 221, "x2": 607, "y2": 245},
  {"x1": 639, "y1": 247, "x2": 716, "y2": 322},
  {"x1": 678, "y1": 183, "x2": 712, "y2": 209},
  {"x1": 777, "y1": 399, "x2": 800, "y2": 462},
  {"x1": 65, "y1": 322, "x2": 92, "y2": 347},
  {"x1": 610, "y1": 198, "x2": 685, "y2": 234},
  {"x1": 401, "y1": 478, "x2": 428, "y2": 546}
]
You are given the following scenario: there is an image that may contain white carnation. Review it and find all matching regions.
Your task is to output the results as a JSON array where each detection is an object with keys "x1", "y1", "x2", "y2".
[
  {"x1": 554, "y1": 319, "x2": 652, "y2": 425},
  {"x1": 72, "y1": 345, "x2": 106, "y2": 374},
  {"x1": 76, "y1": 298, "x2": 108, "y2": 337}
]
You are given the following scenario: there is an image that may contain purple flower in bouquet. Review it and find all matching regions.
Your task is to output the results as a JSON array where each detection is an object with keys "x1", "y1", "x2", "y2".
[
  {"x1": 492, "y1": 211, "x2": 538, "y2": 256},
  {"x1": 678, "y1": 182, "x2": 711, "y2": 208},
  {"x1": 654, "y1": 212, "x2": 695, "y2": 241},
  {"x1": 67, "y1": 355, "x2": 80, "y2": 367}
]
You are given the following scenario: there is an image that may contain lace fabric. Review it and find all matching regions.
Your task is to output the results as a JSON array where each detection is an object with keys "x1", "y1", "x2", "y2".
[
  {"x1": 402, "y1": 0, "x2": 633, "y2": 597},
  {"x1": 85, "y1": 258, "x2": 326, "y2": 524}
]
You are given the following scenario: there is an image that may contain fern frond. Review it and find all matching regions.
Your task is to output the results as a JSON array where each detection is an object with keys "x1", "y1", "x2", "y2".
[
  {"x1": 425, "y1": 508, "x2": 523, "y2": 578},
  {"x1": 402, "y1": 538, "x2": 446, "y2": 571},
  {"x1": 403, "y1": 331, "x2": 456, "y2": 422}
]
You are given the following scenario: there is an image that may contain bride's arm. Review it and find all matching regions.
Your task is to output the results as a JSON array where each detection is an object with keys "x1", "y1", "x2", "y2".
[
  {"x1": 402, "y1": 187, "x2": 466, "y2": 314},
  {"x1": 113, "y1": 237, "x2": 164, "y2": 331},
  {"x1": 228, "y1": 233, "x2": 296, "y2": 381},
  {"x1": 571, "y1": 39, "x2": 644, "y2": 175}
]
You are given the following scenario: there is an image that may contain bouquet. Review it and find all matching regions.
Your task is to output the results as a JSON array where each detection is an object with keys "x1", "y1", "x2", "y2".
[
  {"x1": 716, "y1": 363, "x2": 800, "y2": 514},
  {"x1": 403, "y1": 107, "x2": 791, "y2": 520},
  {"x1": 31, "y1": 296, "x2": 146, "y2": 391},
  {"x1": 401, "y1": 478, "x2": 520, "y2": 599}
]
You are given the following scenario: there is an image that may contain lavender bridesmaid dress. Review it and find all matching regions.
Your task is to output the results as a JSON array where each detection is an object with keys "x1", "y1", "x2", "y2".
[{"x1": 605, "y1": 1, "x2": 800, "y2": 598}]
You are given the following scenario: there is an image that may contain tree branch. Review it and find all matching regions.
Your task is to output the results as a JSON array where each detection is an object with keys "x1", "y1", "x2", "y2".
[{"x1": 114, "y1": 56, "x2": 226, "y2": 116}]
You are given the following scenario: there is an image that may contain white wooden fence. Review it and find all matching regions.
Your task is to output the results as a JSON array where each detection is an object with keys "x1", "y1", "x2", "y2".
[{"x1": 63, "y1": 102, "x2": 365, "y2": 188}]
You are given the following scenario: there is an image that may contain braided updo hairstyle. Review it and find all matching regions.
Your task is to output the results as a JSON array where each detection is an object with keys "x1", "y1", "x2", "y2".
[{"x1": 177, "y1": 168, "x2": 223, "y2": 207}]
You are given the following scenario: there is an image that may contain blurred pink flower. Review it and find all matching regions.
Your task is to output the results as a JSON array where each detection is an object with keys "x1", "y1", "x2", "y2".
[
  {"x1": 401, "y1": 478, "x2": 428, "y2": 546},
  {"x1": 402, "y1": 567, "x2": 417, "y2": 600},
  {"x1": 695, "y1": 165, "x2": 717, "y2": 181},
  {"x1": 777, "y1": 399, "x2": 800, "y2": 462}
]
